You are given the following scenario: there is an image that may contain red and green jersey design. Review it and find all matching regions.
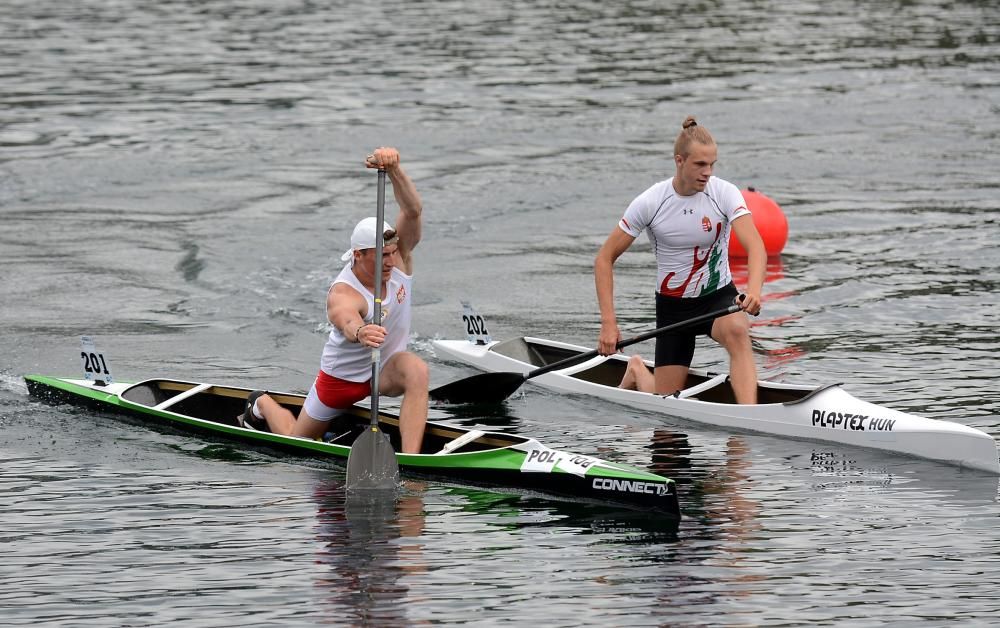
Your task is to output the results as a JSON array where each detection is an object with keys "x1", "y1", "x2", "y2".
[{"x1": 618, "y1": 176, "x2": 749, "y2": 298}]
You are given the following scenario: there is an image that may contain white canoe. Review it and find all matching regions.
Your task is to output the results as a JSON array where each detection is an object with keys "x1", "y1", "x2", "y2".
[{"x1": 433, "y1": 336, "x2": 1000, "y2": 475}]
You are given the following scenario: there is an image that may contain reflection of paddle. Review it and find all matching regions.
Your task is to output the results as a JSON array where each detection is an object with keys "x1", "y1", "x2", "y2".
[
  {"x1": 430, "y1": 304, "x2": 741, "y2": 404},
  {"x1": 346, "y1": 168, "x2": 400, "y2": 491}
]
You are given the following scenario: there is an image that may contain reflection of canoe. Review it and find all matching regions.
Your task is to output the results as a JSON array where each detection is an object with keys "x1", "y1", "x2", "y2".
[
  {"x1": 24, "y1": 374, "x2": 680, "y2": 516},
  {"x1": 432, "y1": 337, "x2": 1000, "y2": 475}
]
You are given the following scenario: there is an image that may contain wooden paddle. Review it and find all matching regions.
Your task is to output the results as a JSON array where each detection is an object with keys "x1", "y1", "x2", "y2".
[
  {"x1": 429, "y1": 303, "x2": 742, "y2": 404},
  {"x1": 346, "y1": 168, "x2": 400, "y2": 491}
]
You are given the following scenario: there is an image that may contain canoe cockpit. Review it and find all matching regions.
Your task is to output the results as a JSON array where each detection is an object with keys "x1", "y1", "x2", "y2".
[
  {"x1": 120, "y1": 379, "x2": 524, "y2": 455},
  {"x1": 491, "y1": 338, "x2": 812, "y2": 405}
]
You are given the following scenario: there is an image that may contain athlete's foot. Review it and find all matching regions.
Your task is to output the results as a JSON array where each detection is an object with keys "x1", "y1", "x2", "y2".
[{"x1": 238, "y1": 390, "x2": 268, "y2": 430}]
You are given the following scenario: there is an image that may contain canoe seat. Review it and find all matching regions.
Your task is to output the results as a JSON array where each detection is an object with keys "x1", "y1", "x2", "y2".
[{"x1": 437, "y1": 429, "x2": 486, "y2": 454}]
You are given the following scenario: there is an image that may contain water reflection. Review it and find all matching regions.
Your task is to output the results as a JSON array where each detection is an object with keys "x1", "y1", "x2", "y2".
[
  {"x1": 436, "y1": 486, "x2": 681, "y2": 542},
  {"x1": 310, "y1": 474, "x2": 682, "y2": 620},
  {"x1": 806, "y1": 447, "x2": 1000, "y2": 504},
  {"x1": 646, "y1": 430, "x2": 766, "y2": 606},
  {"x1": 729, "y1": 256, "x2": 786, "y2": 291},
  {"x1": 730, "y1": 255, "x2": 800, "y2": 314},
  {"x1": 649, "y1": 429, "x2": 761, "y2": 535},
  {"x1": 312, "y1": 481, "x2": 426, "y2": 624}
]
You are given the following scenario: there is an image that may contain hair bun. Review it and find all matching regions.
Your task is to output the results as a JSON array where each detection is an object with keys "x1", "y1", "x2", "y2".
[{"x1": 682, "y1": 116, "x2": 698, "y2": 129}]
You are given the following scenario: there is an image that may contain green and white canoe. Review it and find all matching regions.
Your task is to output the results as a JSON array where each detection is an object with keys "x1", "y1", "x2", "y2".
[{"x1": 24, "y1": 374, "x2": 680, "y2": 517}]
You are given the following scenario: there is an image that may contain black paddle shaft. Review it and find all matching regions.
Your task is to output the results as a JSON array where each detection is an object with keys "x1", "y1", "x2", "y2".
[
  {"x1": 369, "y1": 168, "x2": 386, "y2": 428},
  {"x1": 524, "y1": 303, "x2": 741, "y2": 379},
  {"x1": 345, "y1": 167, "x2": 399, "y2": 491}
]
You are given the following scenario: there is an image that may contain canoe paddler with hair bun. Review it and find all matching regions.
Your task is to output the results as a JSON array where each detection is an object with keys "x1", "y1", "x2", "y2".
[
  {"x1": 239, "y1": 146, "x2": 429, "y2": 453},
  {"x1": 594, "y1": 116, "x2": 767, "y2": 404}
]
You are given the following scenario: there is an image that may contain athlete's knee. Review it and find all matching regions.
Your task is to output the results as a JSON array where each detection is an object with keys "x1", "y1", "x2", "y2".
[
  {"x1": 407, "y1": 357, "x2": 429, "y2": 389},
  {"x1": 387, "y1": 352, "x2": 429, "y2": 389},
  {"x1": 714, "y1": 317, "x2": 750, "y2": 347}
]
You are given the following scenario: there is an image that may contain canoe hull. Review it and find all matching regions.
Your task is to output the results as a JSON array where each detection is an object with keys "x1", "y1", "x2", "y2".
[
  {"x1": 433, "y1": 337, "x2": 1000, "y2": 475},
  {"x1": 25, "y1": 374, "x2": 680, "y2": 516}
]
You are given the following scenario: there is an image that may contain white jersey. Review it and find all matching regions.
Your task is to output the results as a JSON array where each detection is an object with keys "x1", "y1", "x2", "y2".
[
  {"x1": 320, "y1": 265, "x2": 413, "y2": 382},
  {"x1": 619, "y1": 176, "x2": 749, "y2": 298}
]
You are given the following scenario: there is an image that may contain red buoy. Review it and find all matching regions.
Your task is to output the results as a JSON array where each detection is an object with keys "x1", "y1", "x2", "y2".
[{"x1": 729, "y1": 187, "x2": 788, "y2": 258}]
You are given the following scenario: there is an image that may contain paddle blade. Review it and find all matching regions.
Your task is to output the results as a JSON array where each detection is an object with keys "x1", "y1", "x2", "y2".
[
  {"x1": 429, "y1": 371, "x2": 528, "y2": 404},
  {"x1": 345, "y1": 427, "x2": 400, "y2": 491}
]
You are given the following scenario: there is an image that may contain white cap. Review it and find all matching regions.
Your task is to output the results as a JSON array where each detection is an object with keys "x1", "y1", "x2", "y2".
[{"x1": 340, "y1": 217, "x2": 396, "y2": 262}]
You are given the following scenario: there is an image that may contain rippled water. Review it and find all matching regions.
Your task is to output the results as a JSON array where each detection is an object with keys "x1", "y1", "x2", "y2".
[{"x1": 2, "y1": 1, "x2": 1000, "y2": 625}]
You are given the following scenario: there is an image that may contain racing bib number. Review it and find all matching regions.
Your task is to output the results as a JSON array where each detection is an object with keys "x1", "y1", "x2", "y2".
[
  {"x1": 80, "y1": 336, "x2": 113, "y2": 384},
  {"x1": 461, "y1": 301, "x2": 491, "y2": 345}
]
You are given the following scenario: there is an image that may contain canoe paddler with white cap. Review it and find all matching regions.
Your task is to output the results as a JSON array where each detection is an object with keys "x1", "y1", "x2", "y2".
[{"x1": 240, "y1": 147, "x2": 429, "y2": 453}]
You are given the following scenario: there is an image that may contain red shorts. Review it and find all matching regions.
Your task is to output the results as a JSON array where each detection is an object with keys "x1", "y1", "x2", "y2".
[{"x1": 314, "y1": 370, "x2": 371, "y2": 409}]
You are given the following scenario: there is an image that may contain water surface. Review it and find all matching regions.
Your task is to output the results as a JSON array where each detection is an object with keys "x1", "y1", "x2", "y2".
[{"x1": 2, "y1": 1, "x2": 999, "y2": 625}]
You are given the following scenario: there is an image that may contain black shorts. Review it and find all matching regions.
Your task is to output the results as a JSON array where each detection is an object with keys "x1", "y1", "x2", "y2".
[{"x1": 654, "y1": 282, "x2": 738, "y2": 368}]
